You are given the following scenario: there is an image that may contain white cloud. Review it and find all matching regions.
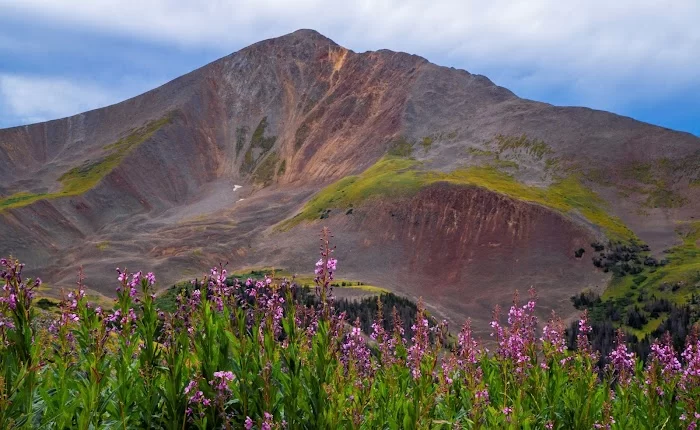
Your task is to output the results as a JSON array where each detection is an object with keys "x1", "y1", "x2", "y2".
[
  {"x1": 0, "y1": 0, "x2": 698, "y2": 114},
  {"x1": 0, "y1": 74, "x2": 150, "y2": 125}
]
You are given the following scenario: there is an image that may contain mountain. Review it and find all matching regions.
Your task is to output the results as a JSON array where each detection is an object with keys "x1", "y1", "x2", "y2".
[{"x1": 1, "y1": 29, "x2": 698, "y2": 333}]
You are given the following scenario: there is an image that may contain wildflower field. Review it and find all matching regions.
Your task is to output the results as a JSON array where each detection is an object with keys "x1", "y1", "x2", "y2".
[{"x1": 1, "y1": 230, "x2": 699, "y2": 429}]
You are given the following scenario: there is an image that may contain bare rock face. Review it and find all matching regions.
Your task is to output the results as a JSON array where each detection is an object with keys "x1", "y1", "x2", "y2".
[{"x1": 0, "y1": 29, "x2": 697, "y2": 329}]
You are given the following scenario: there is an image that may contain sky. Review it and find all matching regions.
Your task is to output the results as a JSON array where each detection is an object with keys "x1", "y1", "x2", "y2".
[{"x1": 0, "y1": 0, "x2": 698, "y2": 136}]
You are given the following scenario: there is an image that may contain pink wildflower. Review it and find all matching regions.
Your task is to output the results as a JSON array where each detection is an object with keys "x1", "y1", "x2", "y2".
[
  {"x1": 341, "y1": 318, "x2": 372, "y2": 377},
  {"x1": 607, "y1": 329, "x2": 635, "y2": 386},
  {"x1": 407, "y1": 301, "x2": 430, "y2": 380}
]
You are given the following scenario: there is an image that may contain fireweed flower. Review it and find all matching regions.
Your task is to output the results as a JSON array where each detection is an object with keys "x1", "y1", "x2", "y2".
[
  {"x1": 184, "y1": 380, "x2": 198, "y2": 395},
  {"x1": 329, "y1": 310, "x2": 347, "y2": 341},
  {"x1": 146, "y1": 272, "x2": 156, "y2": 286},
  {"x1": 0, "y1": 316, "x2": 14, "y2": 331},
  {"x1": 455, "y1": 319, "x2": 486, "y2": 396},
  {"x1": 262, "y1": 412, "x2": 274, "y2": 430},
  {"x1": 186, "y1": 378, "x2": 212, "y2": 419},
  {"x1": 188, "y1": 390, "x2": 211, "y2": 407},
  {"x1": 388, "y1": 307, "x2": 406, "y2": 359},
  {"x1": 106, "y1": 309, "x2": 122, "y2": 324},
  {"x1": 48, "y1": 287, "x2": 85, "y2": 334},
  {"x1": 209, "y1": 370, "x2": 235, "y2": 418},
  {"x1": 370, "y1": 298, "x2": 394, "y2": 366},
  {"x1": 541, "y1": 313, "x2": 566, "y2": 358},
  {"x1": 474, "y1": 388, "x2": 489, "y2": 405},
  {"x1": 116, "y1": 268, "x2": 127, "y2": 283},
  {"x1": 314, "y1": 228, "x2": 337, "y2": 296},
  {"x1": 407, "y1": 301, "x2": 430, "y2": 380},
  {"x1": 369, "y1": 311, "x2": 386, "y2": 343},
  {"x1": 210, "y1": 371, "x2": 235, "y2": 393},
  {"x1": 0, "y1": 260, "x2": 37, "y2": 313},
  {"x1": 457, "y1": 319, "x2": 480, "y2": 366},
  {"x1": 440, "y1": 354, "x2": 457, "y2": 387},
  {"x1": 341, "y1": 318, "x2": 372, "y2": 378},
  {"x1": 265, "y1": 292, "x2": 285, "y2": 338},
  {"x1": 294, "y1": 304, "x2": 319, "y2": 341},
  {"x1": 680, "y1": 336, "x2": 700, "y2": 391},
  {"x1": 211, "y1": 294, "x2": 224, "y2": 312},
  {"x1": 130, "y1": 271, "x2": 142, "y2": 287},
  {"x1": 646, "y1": 332, "x2": 681, "y2": 386},
  {"x1": 607, "y1": 329, "x2": 635, "y2": 386},
  {"x1": 206, "y1": 266, "x2": 232, "y2": 311},
  {"x1": 491, "y1": 293, "x2": 538, "y2": 374},
  {"x1": 502, "y1": 406, "x2": 513, "y2": 423},
  {"x1": 576, "y1": 310, "x2": 598, "y2": 362},
  {"x1": 191, "y1": 289, "x2": 202, "y2": 307},
  {"x1": 314, "y1": 258, "x2": 338, "y2": 277}
]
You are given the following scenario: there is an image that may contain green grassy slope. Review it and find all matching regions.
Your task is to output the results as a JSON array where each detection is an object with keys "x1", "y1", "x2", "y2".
[
  {"x1": 0, "y1": 116, "x2": 170, "y2": 212},
  {"x1": 278, "y1": 154, "x2": 634, "y2": 241}
]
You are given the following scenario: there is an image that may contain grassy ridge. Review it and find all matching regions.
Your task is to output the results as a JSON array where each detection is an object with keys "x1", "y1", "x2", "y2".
[
  {"x1": 0, "y1": 192, "x2": 49, "y2": 210},
  {"x1": 278, "y1": 155, "x2": 634, "y2": 241},
  {"x1": 436, "y1": 167, "x2": 635, "y2": 241},
  {"x1": 0, "y1": 116, "x2": 170, "y2": 212},
  {"x1": 277, "y1": 157, "x2": 423, "y2": 230}
]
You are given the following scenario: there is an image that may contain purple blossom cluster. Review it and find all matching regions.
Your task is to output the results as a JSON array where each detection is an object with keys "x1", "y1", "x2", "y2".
[
  {"x1": 246, "y1": 411, "x2": 284, "y2": 430},
  {"x1": 576, "y1": 310, "x2": 599, "y2": 362},
  {"x1": 1, "y1": 258, "x2": 37, "y2": 312},
  {"x1": 681, "y1": 336, "x2": 700, "y2": 391},
  {"x1": 541, "y1": 314, "x2": 566, "y2": 355},
  {"x1": 407, "y1": 301, "x2": 430, "y2": 380},
  {"x1": 116, "y1": 268, "x2": 143, "y2": 301},
  {"x1": 48, "y1": 288, "x2": 84, "y2": 334},
  {"x1": 314, "y1": 257, "x2": 337, "y2": 278},
  {"x1": 185, "y1": 379, "x2": 211, "y2": 418},
  {"x1": 370, "y1": 301, "x2": 396, "y2": 366},
  {"x1": 341, "y1": 318, "x2": 372, "y2": 378},
  {"x1": 649, "y1": 334, "x2": 682, "y2": 380},
  {"x1": 490, "y1": 292, "x2": 538, "y2": 374},
  {"x1": 457, "y1": 319, "x2": 480, "y2": 365},
  {"x1": 607, "y1": 330, "x2": 635, "y2": 386},
  {"x1": 454, "y1": 319, "x2": 487, "y2": 398},
  {"x1": 262, "y1": 289, "x2": 285, "y2": 338},
  {"x1": 1, "y1": 258, "x2": 40, "y2": 340},
  {"x1": 210, "y1": 370, "x2": 235, "y2": 394}
]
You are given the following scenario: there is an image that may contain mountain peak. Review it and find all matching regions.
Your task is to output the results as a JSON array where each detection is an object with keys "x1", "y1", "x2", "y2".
[
  {"x1": 231, "y1": 28, "x2": 341, "y2": 64},
  {"x1": 253, "y1": 28, "x2": 339, "y2": 50},
  {"x1": 288, "y1": 28, "x2": 333, "y2": 40}
]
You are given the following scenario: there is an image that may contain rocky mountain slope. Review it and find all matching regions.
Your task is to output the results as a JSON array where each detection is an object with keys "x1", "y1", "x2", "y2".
[{"x1": 1, "y1": 29, "x2": 698, "y2": 332}]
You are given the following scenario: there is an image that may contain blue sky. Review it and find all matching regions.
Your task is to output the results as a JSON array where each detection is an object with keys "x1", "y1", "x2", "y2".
[{"x1": 1, "y1": 1, "x2": 698, "y2": 136}]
